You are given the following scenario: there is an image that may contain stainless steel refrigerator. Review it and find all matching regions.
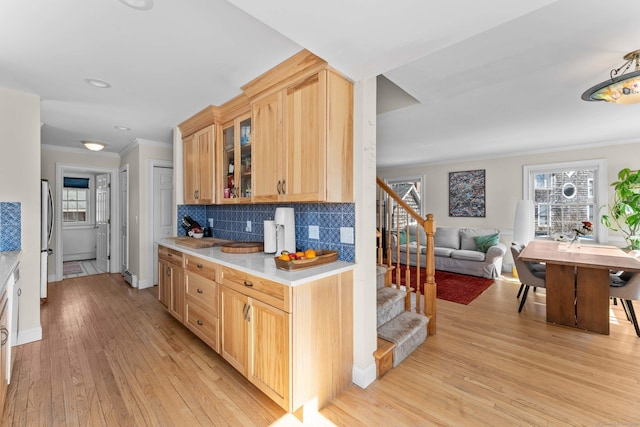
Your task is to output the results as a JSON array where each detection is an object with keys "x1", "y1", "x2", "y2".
[{"x1": 41, "y1": 179, "x2": 53, "y2": 299}]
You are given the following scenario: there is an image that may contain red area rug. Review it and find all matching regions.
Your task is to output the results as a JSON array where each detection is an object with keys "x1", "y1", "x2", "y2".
[{"x1": 395, "y1": 266, "x2": 494, "y2": 305}]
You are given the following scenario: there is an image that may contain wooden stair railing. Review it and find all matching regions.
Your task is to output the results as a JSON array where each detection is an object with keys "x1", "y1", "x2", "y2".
[{"x1": 376, "y1": 177, "x2": 436, "y2": 335}]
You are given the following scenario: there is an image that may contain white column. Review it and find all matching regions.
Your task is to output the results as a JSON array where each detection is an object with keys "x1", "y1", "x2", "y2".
[{"x1": 352, "y1": 77, "x2": 378, "y2": 388}]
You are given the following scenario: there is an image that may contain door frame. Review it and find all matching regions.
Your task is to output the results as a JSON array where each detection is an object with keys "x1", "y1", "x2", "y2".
[
  {"x1": 54, "y1": 163, "x2": 120, "y2": 282},
  {"x1": 119, "y1": 164, "x2": 129, "y2": 275},
  {"x1": 145, "y1": 159, "x2": 174, "y2": 289}
]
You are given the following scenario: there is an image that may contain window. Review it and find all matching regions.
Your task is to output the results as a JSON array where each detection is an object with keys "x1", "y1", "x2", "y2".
[
  {"x1": 524, "y1": 160, "x2": 607, "y2": 243},
  {"x1": 62, "y1": 176, "x2": 91, "y2": 224},
  {"x1": 385, "y1": 176, "x2": 424, "y2": 229}
]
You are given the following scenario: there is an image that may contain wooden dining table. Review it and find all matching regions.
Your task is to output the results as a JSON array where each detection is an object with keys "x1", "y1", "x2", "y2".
[{"x1": 519, "y1": 240, "x2": 640, "y2": 334}]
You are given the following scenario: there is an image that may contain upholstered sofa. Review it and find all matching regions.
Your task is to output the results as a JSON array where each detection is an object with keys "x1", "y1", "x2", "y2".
[{"x1": 389, "y1": 224, "x2": 506, "y2": 279}]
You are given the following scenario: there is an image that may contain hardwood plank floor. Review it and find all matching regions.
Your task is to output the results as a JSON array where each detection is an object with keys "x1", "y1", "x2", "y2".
[{"x1": 2, "y1": 273, "x2": 639, "y2": 426}]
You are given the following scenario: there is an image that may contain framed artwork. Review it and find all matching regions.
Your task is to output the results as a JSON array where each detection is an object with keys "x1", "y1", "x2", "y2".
[{"x1": 449, "y1": 169, "x2": 486, "y2": 217}]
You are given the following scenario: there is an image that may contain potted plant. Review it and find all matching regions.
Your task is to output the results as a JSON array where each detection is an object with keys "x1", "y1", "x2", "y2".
[{"x1": 600, "y1": 168, "x2": 640, "y2": 250}]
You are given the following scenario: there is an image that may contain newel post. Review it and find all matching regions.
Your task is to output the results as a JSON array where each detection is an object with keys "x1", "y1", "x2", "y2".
[{"x1": 423, "y1": 214, "x2": 436, "y2": 335}]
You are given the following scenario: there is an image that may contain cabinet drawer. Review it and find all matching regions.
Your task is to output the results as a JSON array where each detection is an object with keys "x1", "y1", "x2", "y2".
[
  {"x1": 186, "y1": 300, "x2": 219, "y2": 353},
  {"x1": 158, "y1": 246, "x2": 183, "y2": 267},
  {"x1": 185, "y1": 271, "x2": 217, "y2": 315},
  {"x1": 184, "y1": 254, "x2": 217, "y2": 281},
  {"x1": 220, "y1": 266, "x2": 291, "y2": 312}
]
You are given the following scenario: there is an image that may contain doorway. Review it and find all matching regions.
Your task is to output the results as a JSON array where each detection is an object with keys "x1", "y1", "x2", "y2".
[
  {"x1": 145, "y1": 160, "x2": 173, "y2": 289},
  {"x1": 54, "y1": 164, "x2": 119, "y2": 282}
]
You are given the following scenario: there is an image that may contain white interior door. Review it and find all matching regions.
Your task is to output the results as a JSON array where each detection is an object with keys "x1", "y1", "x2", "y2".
[
  {"x1": 120, "y1": 168, "x2": 128, "y2": 274},
  {"x1": 96, "y1": 173, "x2": 110, "y2": 273},
  {"x1": 153, "y1": 166, "x2": 174, "y2": 285}
]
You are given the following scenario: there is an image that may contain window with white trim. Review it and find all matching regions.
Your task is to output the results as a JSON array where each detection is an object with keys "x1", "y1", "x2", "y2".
[
  {"x1": 524, "y1": 160, "x2": 607, "y2": 243},
  {"x1": 62, "y1": 176, "x2": 93, "y2": 224}
]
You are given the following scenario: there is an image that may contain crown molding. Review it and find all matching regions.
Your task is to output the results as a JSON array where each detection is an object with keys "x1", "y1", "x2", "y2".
[{"x1": 119, "y1": 138, "x2": 171, "y2": 157}]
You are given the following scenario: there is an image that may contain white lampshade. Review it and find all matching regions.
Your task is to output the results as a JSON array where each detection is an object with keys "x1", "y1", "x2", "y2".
[{"x1": 513, "y1": 199, "x2": 535, "y2": 244}]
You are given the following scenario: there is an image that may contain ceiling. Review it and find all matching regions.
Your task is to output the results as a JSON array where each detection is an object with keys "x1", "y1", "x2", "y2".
[{"x1": 2, "y1": 0, "x2": 640, "y2": 167}]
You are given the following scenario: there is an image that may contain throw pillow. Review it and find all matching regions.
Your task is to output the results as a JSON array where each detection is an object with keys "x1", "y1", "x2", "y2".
[
  {"x1": 399, "y1": 230, "x2": 407, "y2": 245},
  {"x1": 474, "y1": 233, "x2": 500, "y2": 253}
]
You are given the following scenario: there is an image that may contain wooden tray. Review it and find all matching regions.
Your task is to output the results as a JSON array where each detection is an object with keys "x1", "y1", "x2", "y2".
[
  {"x1": 220, "y1": 242, "x2": 264, "y2": 253},
  {"x1": 169, "y1": 237, "x2": 232, "y2": 249},
  {"x1": 274, "y1": 250, "x2": 338, "y2": 271}
]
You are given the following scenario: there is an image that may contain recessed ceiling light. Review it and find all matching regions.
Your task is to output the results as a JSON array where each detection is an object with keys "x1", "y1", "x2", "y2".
[
  {"x1": 85, "y1": 78, "x2": 111, "y2": 89},
  {"x1": 82, "y1": 141, "x2": 106, "y2": 151},
  {"x1": 118, "y1": 0, "x2": 153, "y2": 10},
  {"x1": 115, "y1": 125, "x2": 131, "y2": 131}
]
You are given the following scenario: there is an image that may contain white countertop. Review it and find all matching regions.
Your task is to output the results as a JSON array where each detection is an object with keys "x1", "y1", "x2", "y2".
[
  {"x1": 0, "y1": 251, "x2": 20, "y2": 292},
  {"x1": 158, "y1": 238, "x2": 355, "y2": 286}
]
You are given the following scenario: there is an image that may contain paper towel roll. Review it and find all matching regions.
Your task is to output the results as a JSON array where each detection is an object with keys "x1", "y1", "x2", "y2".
[{"x1": 264, "y1": 220, "x2": 276, "y2": 253}]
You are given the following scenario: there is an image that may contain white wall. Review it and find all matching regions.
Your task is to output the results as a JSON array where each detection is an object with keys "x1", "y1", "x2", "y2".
[
  {"x1": 119, "y1": 139, "x2": 173, "y2": 288},
  {"x1": 378, "y1": 141, "x2": 640, "y2": 267},
  {"x1": 0, "y1": 87, "x2": 41, "y2": 344}
]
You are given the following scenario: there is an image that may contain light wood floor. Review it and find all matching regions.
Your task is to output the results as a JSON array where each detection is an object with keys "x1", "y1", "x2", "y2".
[{"x1": 3, "y1": 273, "x2": 640, "y2": 426}]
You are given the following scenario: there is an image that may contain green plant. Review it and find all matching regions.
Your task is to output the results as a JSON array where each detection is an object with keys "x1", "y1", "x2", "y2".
[{"x1": 600, "y1": 168, "x2": 640, "y2": 250}]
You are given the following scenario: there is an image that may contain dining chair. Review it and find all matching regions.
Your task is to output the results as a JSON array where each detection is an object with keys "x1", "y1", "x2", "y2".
[
  {"x1": 511, "y1": 242, "x2": 546, "y2": 313},
  {"x1": 610, "y1": 250, "x2": 640, "y2": 337}
]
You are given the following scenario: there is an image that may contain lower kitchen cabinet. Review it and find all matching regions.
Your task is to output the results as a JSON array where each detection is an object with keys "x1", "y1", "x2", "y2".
[
  {"x1": 184, "y1": 254, "x2": 219, "y2": 352},
  {"x1": 158, "y1": 246, "x2": 184, "y2": 322},
  {"x1": 0, "y1": 289, "x2": 8, "y2": 417},
  {"x1": 219, "y1": 284, "x2": 291, "y2": 408},
  {"x1": 156, "y1": 243, "x2": 353, "y2": 419}
]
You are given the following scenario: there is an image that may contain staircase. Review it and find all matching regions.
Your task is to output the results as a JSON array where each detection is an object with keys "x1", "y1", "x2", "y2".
[
  {"x1": 373, "y1": 176, "x2": 436, "y2": 377},
  {"x1": 374, "y1": 265, "x2": 428, "y2": 377}
]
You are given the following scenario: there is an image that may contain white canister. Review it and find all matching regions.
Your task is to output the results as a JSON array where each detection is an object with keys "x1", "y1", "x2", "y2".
[{"x1": 264, "y1": 220, "x2": 277, "y2": 253}]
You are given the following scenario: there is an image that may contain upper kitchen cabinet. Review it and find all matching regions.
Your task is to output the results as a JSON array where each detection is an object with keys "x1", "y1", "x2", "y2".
[
  {"x1": 217, "y1": 95, "x2": 252, "y2": 203},
  {"x1": 179, "y1": 106, "x2": 219, "y2": 205},
  {"x1": 244, "y1": 50, "x2": 354, "y2": 203}
]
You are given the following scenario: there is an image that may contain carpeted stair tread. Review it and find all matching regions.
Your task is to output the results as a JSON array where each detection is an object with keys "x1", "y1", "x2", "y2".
[
  {"x1": 376, "y1": 287, "x2": 405, "y2": 327},
  {"x1": 376, "y1": 265, "x2": 388, "y2": 289},
  {"x1": 377, "y1": 311, "x2": 428, "y2": 367}
]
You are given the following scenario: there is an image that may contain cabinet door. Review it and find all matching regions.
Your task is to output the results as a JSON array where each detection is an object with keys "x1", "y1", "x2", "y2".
[
  {"x1": 0, "y1": 292, "x2": 8, "y2": 416},
  {"x1": 251, "y1": 92, "x2": 283, "y2": 202},
  {"x1": 248, "y1": 298, "x2": 290, "y2": 409},
  {"x1": 182, "y1": 135, "x2": 198, "y2": 204},
  {"x1": 220, "y1": 286, "x2": 248, "y2": 375},
  {"x1": 283, "y1": 72, "x2": 327, "y2": 202},
  {"x1": 158, "y1": 259, "x2": 171, "y2": 308},
  {"x1": 236, "y1": 114, "x2": 252, "y2": 201},
  {"x1": 220, "y1": 120, "x2": 236, "y2": 202},
  {"x1": 195, "y1": 126, "x2": 215, "y2": 204},
  {"x1": 169, "y1": 266, "x2": 185, "y2": 323}
]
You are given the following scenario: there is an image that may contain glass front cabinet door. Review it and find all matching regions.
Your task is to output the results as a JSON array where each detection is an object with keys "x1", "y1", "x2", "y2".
[{"x1": 219, "y1": 112, "x2": 252, "y2": 203}]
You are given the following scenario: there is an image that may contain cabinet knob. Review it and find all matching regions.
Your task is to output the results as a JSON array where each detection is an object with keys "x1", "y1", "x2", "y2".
[
  {"x1": 282, "y1": 180, "x2": 286, "y2": 194},
  {"x1": 243, "y1": 280, "x2": 253, "y2": 287},
  {"x1": 197, "y1": 288, "x2": 203, "y2": 294},
  {"x1": 197, "y1": 320, "x2": 203, "y2": 326},
  {"x1": 167, "y1": 253, "x2": 172, "y2": 257},
  {"x1": 166, "y1": 267, "x2": 171, "y2": 276},
  {"x1": 277, "y1": 180, "x2": 282, "y2": 194},
  {"x1": 196, "y1": 264, "x2": 203, "y2": 269},
  {"x1": 1, "y1": 327, "x2": 7, "y2": 346}
]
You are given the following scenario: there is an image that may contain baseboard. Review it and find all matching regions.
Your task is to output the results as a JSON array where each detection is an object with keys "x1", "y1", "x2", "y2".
[
  {"x1": 352, "y1": 362, "x2": 377, "y2": 389},
  {"x1": 137, "y1": 279, "x2": 152, "y2": 290},
  {"x1": 14, "y1": 326, "x2": 42, "y2": 346}
]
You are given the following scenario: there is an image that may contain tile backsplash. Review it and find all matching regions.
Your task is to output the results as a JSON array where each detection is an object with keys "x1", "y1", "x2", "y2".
[
  {"x1": 177, "y1": 203, "x2": 355, "y2": 262},
  {"x1": 0, "y1": 202, "x2": 21, "y2": 251}
]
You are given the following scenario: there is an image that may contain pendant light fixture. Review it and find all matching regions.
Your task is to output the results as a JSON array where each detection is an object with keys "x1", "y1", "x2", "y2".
[{"x1": 582, "y1": 50, "x2": 640, "y2": 104}]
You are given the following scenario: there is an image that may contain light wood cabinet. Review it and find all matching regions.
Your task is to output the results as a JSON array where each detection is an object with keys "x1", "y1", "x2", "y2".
[
  {"x1": 156, "y1": 242, "x2": 353, "y2": 418},
  {"x1": 219, "y1": 267, "x2": 291, "y2": 408},
  {"x1": 218, "y1": 112, "x2": 252, "y2": 203},
  {"x1": 251, "y1": 69, "x2": 353, "y2": 203},
  {"x1": 158, "y1": 245, "x2": 184, "y2": 322},
  {"x1": 183, "y1": 124, "x2": 215, "y2": 204},
  {"x1": 184, "y1": 254, "x2": 219, "y2": 352}
]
